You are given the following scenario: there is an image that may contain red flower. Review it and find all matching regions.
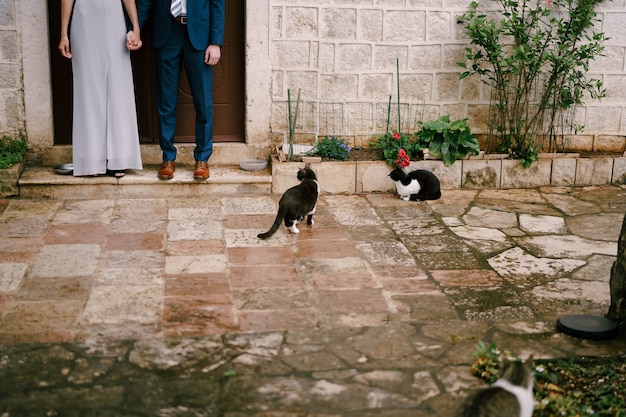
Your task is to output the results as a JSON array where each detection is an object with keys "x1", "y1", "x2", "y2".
[
  {"x1": 392, "y1": 132, "x2": 401, "y2": 140},
  {"x1": 395, "y1": 148, "x2": 410, "y2": 168}
]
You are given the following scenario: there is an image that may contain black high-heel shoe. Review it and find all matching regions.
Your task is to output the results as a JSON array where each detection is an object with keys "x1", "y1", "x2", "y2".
[{"x1": 106, "y1": 170, "x2": 125, "y2": 178}]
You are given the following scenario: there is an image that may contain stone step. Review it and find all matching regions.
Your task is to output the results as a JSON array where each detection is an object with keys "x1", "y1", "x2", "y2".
[{"x1": 18, "y1": 165, "x2": 272, "y2": 199}]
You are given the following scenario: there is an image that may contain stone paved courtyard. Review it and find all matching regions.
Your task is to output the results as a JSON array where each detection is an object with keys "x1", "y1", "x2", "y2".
[{"x1": 1, "y1": 185, "x2": 625, "y2": 415}]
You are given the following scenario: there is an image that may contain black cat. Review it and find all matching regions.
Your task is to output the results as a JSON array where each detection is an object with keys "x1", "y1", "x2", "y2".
[
  {"x1": 258, "y1": 163, "x2": 319, "y2": 239},
  {"x1": 388, "y1": 167, "x2": 441, "y2": 201}
]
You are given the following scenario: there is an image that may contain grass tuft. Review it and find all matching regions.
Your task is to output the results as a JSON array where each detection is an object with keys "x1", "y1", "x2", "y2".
[{"x1": 0, "y1": 133, "x2": 27, "y2": 169}]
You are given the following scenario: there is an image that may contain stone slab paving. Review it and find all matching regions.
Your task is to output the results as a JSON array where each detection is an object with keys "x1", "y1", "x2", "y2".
[{"x1": 0, "y1": 185, "x2": 626, "y2": 415}]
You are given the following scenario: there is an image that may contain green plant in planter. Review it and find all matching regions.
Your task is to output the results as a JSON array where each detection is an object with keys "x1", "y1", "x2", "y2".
[
  {"x1": 370, "y1": 57, "x2": 427, "y2": 167},
  {"x1": 416, "y1": 115, "x2": 480, "y2": 167},
  {"x1": 306, "y1": 136, "x2": 351, "y2": 161},
  {"x1": 458, "y1": 0, "x2": 608, "y2": 168},
  {"x1": 370, "y1": 131, "x2": 424, "y2": 166},
  {"x1": 0, "y1": 133, "x2": 28, "y2": 169}
]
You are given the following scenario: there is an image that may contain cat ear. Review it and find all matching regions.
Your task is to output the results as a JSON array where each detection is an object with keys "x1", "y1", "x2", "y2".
[
  {"x1": 304, "y1": 162, "x2": 311, "y2": 169},
  {"x1": 500, "y1": 355, "x2": 510, "y2": 367}
]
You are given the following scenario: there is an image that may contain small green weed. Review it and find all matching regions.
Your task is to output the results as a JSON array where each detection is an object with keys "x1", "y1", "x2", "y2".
[
  {"x1": 0, "y1": 133, "x2": 28, "y2": 169},
  {"x1": 222, "y1": 370, "x2": 237, "y2": 378}
]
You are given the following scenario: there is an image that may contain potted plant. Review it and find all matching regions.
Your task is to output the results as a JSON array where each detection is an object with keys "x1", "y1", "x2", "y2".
[
  {"x1": 370, "y1": 131, "x2": 423, "y2": 166},
  {"x1": 415, "y1": 115, "x2": 480, "y2": 167},
  {"x1": 370, "y1": 115, "x2": 480, "y2": 167}
]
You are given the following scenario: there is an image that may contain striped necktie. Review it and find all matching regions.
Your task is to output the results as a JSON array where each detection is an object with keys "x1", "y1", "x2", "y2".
[{"x1": 170, "y1": 0, "x2": 183, "y2": 17}]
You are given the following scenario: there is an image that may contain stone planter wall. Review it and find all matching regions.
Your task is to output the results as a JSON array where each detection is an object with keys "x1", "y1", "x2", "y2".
[
  {"x1": 271, "y1": 154, "x2": 626, "y2": 195},
  {"x1": 0, "y1": 162, "x2": 24, "y2": 198}
]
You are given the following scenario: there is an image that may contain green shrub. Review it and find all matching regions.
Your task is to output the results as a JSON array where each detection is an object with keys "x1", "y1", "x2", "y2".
[
  {"x1": 458, "y1": 0, "x2": 607, "y2": 167},
  {"x1": 0, "y1": 133, "x2": 28, "y2": 169}
]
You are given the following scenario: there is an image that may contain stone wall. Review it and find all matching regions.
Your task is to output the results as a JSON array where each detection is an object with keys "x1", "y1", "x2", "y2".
[
  {"x1": 3, "y1": 0, "x2": 626, "y2": 164},
  {"x1": 2, "y1": 0, "x2": 54, "y2": 161},
  {"x1": 0, "y1": 0, "x2": 25, "y2": 135},
  {"x1": 268, "y1": 0, "x2": 626, "y2": 154},
  {"x1": 272, "y1": 154, "x2": 626, "y2": 195}
]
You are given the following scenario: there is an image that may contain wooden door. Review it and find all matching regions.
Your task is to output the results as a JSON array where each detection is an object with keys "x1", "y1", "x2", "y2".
[
  {"x1": 48, "y1": 1, "x2": 245, "y2": 144},
  {"x1": 167, "y1": 1, "x2": 244, "y2": 142}
]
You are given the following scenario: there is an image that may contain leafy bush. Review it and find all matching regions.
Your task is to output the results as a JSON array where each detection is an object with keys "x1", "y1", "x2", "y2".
[
  {"x1": 458, "y1": 0, "x2": 607, "y2": 167},
  {"x1": 370, "y1": 131, "x2": 424, "y2": 166},
  {"x1": 307, "y1": 136, "x2": 351, "y2": 161},
  {"x1": 0, "y1": 133, "x2": 27, "y2": 169}
]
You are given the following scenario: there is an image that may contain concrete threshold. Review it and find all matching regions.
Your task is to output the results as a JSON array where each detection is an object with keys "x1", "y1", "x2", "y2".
[{"x1": 18, "y1": 165, "x2": 272, "y2": 199}]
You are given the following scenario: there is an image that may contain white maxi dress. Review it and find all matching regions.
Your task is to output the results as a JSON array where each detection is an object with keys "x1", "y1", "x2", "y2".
[{"x1": 70, "y1": 0, "x2": 143, "y2": 176}]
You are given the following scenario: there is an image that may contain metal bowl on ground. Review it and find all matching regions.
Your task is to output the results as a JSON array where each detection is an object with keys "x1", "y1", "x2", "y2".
[
  {"x1": 54, "y1": 163, "x2": 73, "y2": 175},
  {"x1": 239, "y1": 159, "x2": 268, "y2": 171}
]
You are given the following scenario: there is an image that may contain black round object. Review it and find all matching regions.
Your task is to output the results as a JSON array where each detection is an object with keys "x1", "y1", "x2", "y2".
[{"x1": 556, "y1": 314, "x2": 619, "y2": 340}]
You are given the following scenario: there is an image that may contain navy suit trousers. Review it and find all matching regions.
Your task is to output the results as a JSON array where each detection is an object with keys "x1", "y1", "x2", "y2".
[{"x1": 156, "y1": 21, "x2": 214, "y2": 162}]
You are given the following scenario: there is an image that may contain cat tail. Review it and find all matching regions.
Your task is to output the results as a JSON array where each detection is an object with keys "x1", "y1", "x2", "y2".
[{"x1": 257, "y1": 205, "x2": 287, "y2": 239}]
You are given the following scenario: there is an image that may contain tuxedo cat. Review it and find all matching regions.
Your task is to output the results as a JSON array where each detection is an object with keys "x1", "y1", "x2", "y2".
[
  {"x1": 258, "y1": 164, "x2": 319, "y2": 239},
  {"x1": 388, "y1": 167, "x2": 441, "y2": 201},
  {"x1": 456, "y1": 356, "x2": 535, "y2": 417}
]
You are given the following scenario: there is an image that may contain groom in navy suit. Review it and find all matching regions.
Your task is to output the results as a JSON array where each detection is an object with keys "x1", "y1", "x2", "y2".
[{"x1": 136, "y1": 0, "x2": 225, "y2": 180}]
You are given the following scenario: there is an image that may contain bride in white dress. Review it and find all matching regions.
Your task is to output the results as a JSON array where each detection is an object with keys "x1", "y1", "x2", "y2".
[{"x1": 59, "y1": 0, "x2": 144, "y2": 177}]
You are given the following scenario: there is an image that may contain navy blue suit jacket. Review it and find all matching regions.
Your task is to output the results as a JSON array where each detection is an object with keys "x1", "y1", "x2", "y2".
[{"x1": 137, "y1": 0, "x2": 225, "y2": 50}]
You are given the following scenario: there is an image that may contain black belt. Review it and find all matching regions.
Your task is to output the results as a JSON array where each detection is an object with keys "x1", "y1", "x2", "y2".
[{"x1": 173, "y1": 15, "x2": 187, "y2": 24}]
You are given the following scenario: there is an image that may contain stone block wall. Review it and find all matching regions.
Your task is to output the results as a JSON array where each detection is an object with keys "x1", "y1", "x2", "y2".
[
  {"x1": 3, "y1": 0, "x2": 626, "y2": 164},
  {"x1": 269, "y1": 0, "x2": 626, "y2": 154},
  {"x1": 0, "y1": 0, "x2": 25, "y2": 135},
  {"x1": 272, "y1": 154, "x2": 626, "y2": 195}
]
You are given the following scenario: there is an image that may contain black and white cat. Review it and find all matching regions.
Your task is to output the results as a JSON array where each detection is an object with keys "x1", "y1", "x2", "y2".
[
  {"x1": 388, "y1": 167, "x2": 441, "y2": 201},
  {"x1": 257, "y1": 163, "x2": 319, "y2": 239},
  {"x1": 456, "y1": 356, "x2": 535, "y2": 417}
]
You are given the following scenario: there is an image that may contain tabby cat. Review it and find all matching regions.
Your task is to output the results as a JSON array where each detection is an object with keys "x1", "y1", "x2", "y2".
[
  {"x1": 456, "y1": 355, "x2": 534, "y2": 417},
  {"x1": 257, "y1": 164, "x2": 319, "y2": 239},
  {"x1": 388, "y1": 167, "x2": 441, "y2": 201}
]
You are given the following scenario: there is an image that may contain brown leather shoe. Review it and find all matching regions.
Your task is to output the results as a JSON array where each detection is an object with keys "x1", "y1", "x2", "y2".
[
  {"x1": 193, "y1": 161, "x2": 210, "y2": 180},
  {"x1": 158, "y1": 161, "x2": 175, "y2": 180}
]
